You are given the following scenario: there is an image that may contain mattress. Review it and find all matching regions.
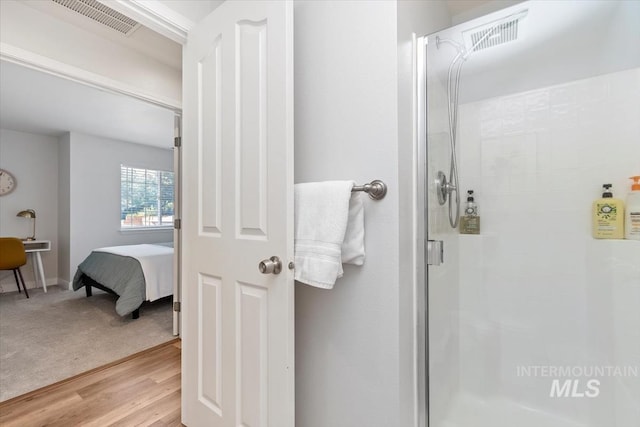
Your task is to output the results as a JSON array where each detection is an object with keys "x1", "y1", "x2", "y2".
[{"x1": 72, "y1": 244, "x2": 173, "y2": 316}]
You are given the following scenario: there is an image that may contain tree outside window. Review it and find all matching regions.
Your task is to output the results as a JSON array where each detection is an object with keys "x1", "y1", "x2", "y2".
[{"x1": 121, "y1": 165, "x2": 174, "y2": 228}]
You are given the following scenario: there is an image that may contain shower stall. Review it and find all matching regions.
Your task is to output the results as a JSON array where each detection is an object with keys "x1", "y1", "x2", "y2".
[{"x1": 419, "y1": 1, "x2": 640, "y2": 426}]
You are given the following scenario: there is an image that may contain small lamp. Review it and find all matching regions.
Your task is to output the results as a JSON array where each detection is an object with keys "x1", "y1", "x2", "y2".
[{"x1": 16, "y1": 209, "x2": 36, "y2": 241}]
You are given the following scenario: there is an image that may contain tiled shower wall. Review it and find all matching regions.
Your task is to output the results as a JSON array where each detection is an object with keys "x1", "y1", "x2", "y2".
[{"x1": 455, "y1": 68, "x2": 640, "y2": 425}]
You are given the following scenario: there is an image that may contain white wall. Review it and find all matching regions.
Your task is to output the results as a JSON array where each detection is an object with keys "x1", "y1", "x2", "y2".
[
  {"x1": 451, "y1": 0, "x2": 523, "y2": 25},
  {"x1": 0, "y1": 129, "x2": 173, "y2": 288},
  {"x1": 294, "y1": 1, "x2": 399, "y2": 426},
  {"x1": 0, "y1": 128, "x2": 59, "y2": 291},
  {"x1": 294, "y1": 1, "x2": 453, "y2": 424},
  {"x1": 60, "y1": 132, "x2": 174, "y2": 282},
  {"x1": 0, "y1": 0, "x2": 181, "y2": 107},
  {"x1": 57, "y1": 134, "x2": 70, "y2": 284},
  {"x1": 453, "y1": 68, "x2": 640, "y2": 426}
]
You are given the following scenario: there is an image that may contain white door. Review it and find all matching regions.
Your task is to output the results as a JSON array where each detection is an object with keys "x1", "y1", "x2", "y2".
[{"x1": 181, "y1": 1, "x2": 294, "y2": 426}]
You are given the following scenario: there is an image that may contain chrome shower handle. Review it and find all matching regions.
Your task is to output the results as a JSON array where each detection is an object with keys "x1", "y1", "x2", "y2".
[{"x1": 435, "y1": 171, "x2": 457, "y2": 205}]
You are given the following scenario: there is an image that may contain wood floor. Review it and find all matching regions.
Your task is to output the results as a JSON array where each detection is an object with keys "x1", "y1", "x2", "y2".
[{"x1": 0, "y1": 339, "x2": 183, "y2": 427}]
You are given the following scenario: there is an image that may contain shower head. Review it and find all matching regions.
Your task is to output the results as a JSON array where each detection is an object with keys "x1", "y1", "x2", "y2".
[
  {"x1": 461, "y1": 9, "x2": 528, "y2": 56},
  {"x1": 436, "y1": 36, "x2": 465, "y2": 54},
  {"x1": 433, "y1": 8, "x2": 528, "y2": 230}
]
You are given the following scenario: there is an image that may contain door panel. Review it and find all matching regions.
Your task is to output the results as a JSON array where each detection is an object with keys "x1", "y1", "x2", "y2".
[
  {"x1": 199, "y1": 37, "x2": 222, "y2": 235},
  {"x1": 237, "y1": 282, "x2": 268, "y2": 426},
  {"x1": 199, "y1": 273, "x2": 222, "y2": 415},
  {"x1": 182, "y1": 2, "x2": 294, "y2": 426},
  {"x1": 236, "y1": 20, "x2": 268, "y2": 239}
]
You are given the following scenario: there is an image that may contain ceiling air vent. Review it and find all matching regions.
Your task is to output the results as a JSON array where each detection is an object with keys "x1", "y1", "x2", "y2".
[
  {"x1": 463, "y1": 18, "x2": 520, "y2": 53},
  {"x1": 51, "y1": 0, "x2": 140, "y2": 35}
]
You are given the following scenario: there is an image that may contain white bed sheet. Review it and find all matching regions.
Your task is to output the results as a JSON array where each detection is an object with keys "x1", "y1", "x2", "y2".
[{"x1": 93, "y1": 244, "x2": 174, "y2": 301}]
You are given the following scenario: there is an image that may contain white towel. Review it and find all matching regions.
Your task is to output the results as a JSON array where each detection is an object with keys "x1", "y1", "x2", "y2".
[
  {"x1": 294, "y1": 181, "x2": 365, "y2": 289},
  {"x1": 341, "y1": 192, "x2": 365, "y2": 265}
]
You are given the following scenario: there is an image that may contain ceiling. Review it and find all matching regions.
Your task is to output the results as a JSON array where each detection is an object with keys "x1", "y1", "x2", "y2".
[
  {"x1": 0, "y1": 0, "x2": 179, "y2": 149},
  {"x1": 0, "y1": 0, "x2": 492, "y2": 151},
  {"x1": 445, "y1": 0, "x2": 492, "y2": 17},
  {"x1": 19, "y1": 0, "x2": 182, "y2": 70},
  {"x1": 0, "y1": 60, "x2": 175, "y2": 148},
  {"x1": 0, "y1": 0, "x2": 504, "y2": 152}
]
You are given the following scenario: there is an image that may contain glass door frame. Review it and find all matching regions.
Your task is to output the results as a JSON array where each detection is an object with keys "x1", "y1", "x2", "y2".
[{"x1": 415, "y1": 34, "x2": 429, "y2": 427}]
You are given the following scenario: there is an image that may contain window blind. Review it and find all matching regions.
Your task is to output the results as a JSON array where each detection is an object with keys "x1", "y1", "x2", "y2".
[{"x1": 120, "y1": 165, "x2": 174, "y2": 228}]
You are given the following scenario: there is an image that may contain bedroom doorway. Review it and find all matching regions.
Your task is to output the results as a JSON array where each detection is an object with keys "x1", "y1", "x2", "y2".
[{"x1": 0, "y1": 58, "x2": 182, "y2": 401}]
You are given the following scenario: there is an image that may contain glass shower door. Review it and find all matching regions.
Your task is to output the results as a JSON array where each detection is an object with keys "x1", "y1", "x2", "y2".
[{"x1": 425, "y1": 2, "x2": 640, "y2": 427}]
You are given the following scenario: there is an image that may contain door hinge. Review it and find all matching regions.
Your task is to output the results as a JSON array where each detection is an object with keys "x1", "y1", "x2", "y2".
[
  {"x1": 174, "y1": 218, "x2": 182, "y2": 229},
  {"x1": 174, "y1": 136, "x2": 182, "y2": 147},
  {"x1": 173, "y1": 301, "x2": 181, "y2": 312},
  {"x1": 426, "y1": 240, "x2": 444, "y2": 266}
]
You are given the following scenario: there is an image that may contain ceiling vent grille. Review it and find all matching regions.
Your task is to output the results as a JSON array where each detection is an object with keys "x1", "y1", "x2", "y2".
[
  {"x1": 51, "y1": 0, "x2": 140, "y2": 35},
  {"x1": 464, "y1": 19, "x2": 520, "y2": 52}
]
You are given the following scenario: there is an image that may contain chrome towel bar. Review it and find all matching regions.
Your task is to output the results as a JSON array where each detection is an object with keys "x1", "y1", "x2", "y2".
[{"x1": 352, "y1": 180, "x2": 387, "y2": 200}]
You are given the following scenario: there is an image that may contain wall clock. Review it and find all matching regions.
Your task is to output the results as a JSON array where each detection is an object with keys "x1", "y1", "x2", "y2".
[{"x1": 0, "y1": 169, "x2": 16, "y2": 196}]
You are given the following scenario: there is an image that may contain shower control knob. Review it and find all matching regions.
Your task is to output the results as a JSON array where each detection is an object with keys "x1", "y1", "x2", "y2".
[{"x1": 259, "y1": 256, "x2": 282, "y2": 275}]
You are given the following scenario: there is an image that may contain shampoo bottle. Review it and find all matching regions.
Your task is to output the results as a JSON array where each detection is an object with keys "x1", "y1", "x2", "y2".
[
  {"x1": 625, "y1": 176, "x2": 640, "y2": 240},
  {"x1": 592, "y1": 184, "x2": 624, "y2": 239},
  {"x1": 459, "y1": 190, "x2": 480, "y2": 234}
]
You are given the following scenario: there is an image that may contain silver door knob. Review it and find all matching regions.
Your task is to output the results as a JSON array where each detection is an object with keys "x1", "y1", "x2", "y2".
[{"x1": 259, "y1": 256, "x2": 282, "y2": 274}]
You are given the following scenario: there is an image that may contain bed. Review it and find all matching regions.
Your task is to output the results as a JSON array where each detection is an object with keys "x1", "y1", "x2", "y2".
[{"x1": 72, "y1": 243, "x2": 174, "y2": 319}]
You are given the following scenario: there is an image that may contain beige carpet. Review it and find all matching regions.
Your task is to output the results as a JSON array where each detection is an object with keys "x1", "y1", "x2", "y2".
[{"x1": 0, "y1": 284, "x2": 174, "y2": 401}]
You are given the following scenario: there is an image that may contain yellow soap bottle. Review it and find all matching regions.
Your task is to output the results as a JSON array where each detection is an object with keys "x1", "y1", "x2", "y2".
[{"x1": 592, "y1": 184, "x2": 625, "y2": 239}]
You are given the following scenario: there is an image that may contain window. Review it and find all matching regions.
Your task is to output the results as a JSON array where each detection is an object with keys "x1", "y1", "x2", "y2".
[{"x1": 120, "y1": 165, "x2": 174, "y2": 229}]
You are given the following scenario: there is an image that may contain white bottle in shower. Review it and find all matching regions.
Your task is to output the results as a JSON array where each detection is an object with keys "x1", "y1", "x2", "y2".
[{"x1": 625, "y1": 176, "x2": 640, "y2": 240}]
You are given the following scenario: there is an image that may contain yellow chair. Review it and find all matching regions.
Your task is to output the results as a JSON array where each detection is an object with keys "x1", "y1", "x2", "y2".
[{"x1": 0, "y1": 237, "x2": 29, "y2": 298}]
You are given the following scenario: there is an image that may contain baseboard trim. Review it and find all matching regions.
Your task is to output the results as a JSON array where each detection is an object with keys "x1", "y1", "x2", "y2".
[
  {"x1": 0, "y1": 338, "x2": 180, "y2": 407},
  {"x1": 57, "y1": 278, "x2": 71, "y2": 290},
  {"x1": 0, "y1": 278, "x2": 65, "y2": 292}
]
